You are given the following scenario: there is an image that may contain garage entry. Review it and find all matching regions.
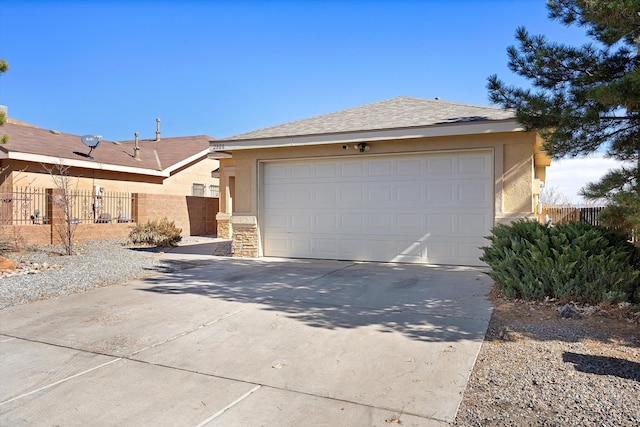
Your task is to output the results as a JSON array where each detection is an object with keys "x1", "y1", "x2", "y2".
[{"x1": 261, "y1": 150, "x2": 494, "y2": 266}]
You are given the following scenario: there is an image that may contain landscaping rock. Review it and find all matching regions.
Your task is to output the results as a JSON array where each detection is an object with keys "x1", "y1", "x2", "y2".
[
  {"x1": 0, "y1": 256, "x2": 16, "y2": 271},
  {"x1": 558, "y1": 303, "x2": 582, "y2": 319}
]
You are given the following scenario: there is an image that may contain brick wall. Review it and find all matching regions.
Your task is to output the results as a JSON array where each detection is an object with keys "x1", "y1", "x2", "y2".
[
  {"x1": 0, "y1": 192, "x2": 218, "y2": 247},
  {"x1": 133, "y1": 194, "x2": 218, "y2": 236},
  {"x1": 1, "y1": 222, "x2": 134, "y2": 247}
]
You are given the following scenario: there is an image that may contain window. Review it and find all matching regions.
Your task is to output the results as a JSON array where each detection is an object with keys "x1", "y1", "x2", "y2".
[
  {"x1": 210, "y1": 185, "x2": 220, "y2": 198},
  {"x1": 191, "y1": 183, "x2": 205, "y2": 197}
]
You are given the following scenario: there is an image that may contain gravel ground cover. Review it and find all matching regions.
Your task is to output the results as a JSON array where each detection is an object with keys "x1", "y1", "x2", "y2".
[
  {"x1": 0, "y1": 239, "x2": 170, "y2": 310},
  {"x1": 455, "y1": 291, "x2": 640, "y2": 426},
  {"x1": 1, "y1": 240, "x2": 638, "y2": 425}
]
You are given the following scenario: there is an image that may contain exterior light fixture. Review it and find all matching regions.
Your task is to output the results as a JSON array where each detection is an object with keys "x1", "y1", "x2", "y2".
[{"x1": 354, "y1": 143, "x2": 369, "y2": 153}]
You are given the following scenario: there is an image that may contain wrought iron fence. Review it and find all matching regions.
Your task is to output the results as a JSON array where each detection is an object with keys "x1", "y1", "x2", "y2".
[
  {"x1": 0, "y1": 187, "x2": 133, "y2": 225},
  {"x1": 67, "y1": 189, "x2": 134, "y2": 224},
  {"x1": 0, "y1": 187, "x2": 48, "y2": 225}
]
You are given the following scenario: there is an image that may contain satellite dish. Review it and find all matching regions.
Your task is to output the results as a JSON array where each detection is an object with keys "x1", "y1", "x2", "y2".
[
  {"x1": 81, "y1": 135, "x2": 101, "y2": 148},
  {"x1": 75, "y1": 135, "x2": 102, "y2": 160}
]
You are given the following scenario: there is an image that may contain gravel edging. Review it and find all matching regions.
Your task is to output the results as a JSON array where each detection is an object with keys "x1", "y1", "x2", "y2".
[
  {"x1": 0, "y1": 239, "x2": 169, "y2": 310},
  {"x1": 455, "y1": 295, "x2": 640, "y2": 427}
]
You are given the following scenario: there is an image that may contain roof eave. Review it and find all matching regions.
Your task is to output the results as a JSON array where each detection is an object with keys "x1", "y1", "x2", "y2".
[
  {"x1": 6, "y1": 152, "x2": 170, "y2": 177},
  {"x1": 164, "y1": 149, "x2": 211, "y2": 175},
  {"x1": 211, "y1": 119, "x2": 523, "y2": 152}
]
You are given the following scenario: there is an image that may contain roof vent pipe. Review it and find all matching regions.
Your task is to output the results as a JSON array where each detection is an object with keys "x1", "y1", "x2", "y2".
[
  {"x1": 155, "y1": 118, "x2": 161, "y2": 141},
  {"x1": 134, "y1": 132, "x2": 140, "y2": 160}
]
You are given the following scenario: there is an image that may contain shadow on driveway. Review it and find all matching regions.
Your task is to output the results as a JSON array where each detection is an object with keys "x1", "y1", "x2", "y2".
[{"x1": 138, "y1": 257, "x2": 493, "y2": 343}]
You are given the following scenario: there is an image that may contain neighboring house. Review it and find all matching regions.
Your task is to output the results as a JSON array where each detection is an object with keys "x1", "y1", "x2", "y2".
[
  {"x1": 0, "y1": 117, "x2": 219, "y2": 197},
  {"x1": 210, "y1": 96, "x2": 551, "y2": 266}
]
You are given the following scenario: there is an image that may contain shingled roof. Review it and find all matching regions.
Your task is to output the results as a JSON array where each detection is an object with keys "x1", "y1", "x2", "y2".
[
  {"x1": 223, "y1": 96, "x2": 515, "y2": 141},
  {"x1": 0, "y1": 120, "x2": 213, "y2": 176}
]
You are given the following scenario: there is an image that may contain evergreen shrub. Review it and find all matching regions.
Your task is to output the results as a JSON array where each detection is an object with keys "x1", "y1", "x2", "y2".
[
  {"x1": 480, "y1": 220, "x2": 639, "y2": 304},
  {"x1": 127, "y1": 218, "x2": 182, "y2": 248}
]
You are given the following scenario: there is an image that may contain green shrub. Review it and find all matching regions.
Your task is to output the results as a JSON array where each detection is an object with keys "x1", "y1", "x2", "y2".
[
  {"x1": 480, "y1": 220, "x2": 640, "y2": 304},
  {"x1": 127, "y1": 218, "x2": 182, "y2": 248}
]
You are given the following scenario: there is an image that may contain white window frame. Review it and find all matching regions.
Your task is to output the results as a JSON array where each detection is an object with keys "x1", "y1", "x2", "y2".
[{"x1": 191, "y1": 183, "x2": 205, "y2": 197}]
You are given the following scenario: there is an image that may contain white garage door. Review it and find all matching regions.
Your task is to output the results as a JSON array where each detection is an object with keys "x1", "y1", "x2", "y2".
[{"x1": 261, "y1": 151, "x2": 493, "y2": 266}]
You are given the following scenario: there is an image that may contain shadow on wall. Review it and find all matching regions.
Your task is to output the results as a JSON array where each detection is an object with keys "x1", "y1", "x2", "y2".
[{"x1": 136, "y1": 255, "x2": 493, "y2": 344}]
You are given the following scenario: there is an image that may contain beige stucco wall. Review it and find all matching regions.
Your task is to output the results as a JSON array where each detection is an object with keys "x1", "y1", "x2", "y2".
[
  {"x1": 1, "y1": 157, "x2": 219, "y2": 196},
  {"x1": 503, "y1": 143, "x2": 534, "y2": 213},
  {"x1": 214, "y1": 129, "x2": 551, "y2": 257},
  {"x1": 223, "y1": 130, "x2": 544, "y2": 219}
]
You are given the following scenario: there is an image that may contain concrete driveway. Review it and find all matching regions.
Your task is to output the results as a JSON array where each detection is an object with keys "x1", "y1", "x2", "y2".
[{"x1": 0, "y1": 246, "x2": 493, "y2": 426}]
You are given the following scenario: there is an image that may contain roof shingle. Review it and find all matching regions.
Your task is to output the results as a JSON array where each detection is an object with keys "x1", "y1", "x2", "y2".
[
  {"x1": 0, "y1": 121, "x2": 213, "y2": 172},
  {"x1": 224, "y1": 96, "x2": 515, "y2": 141}
]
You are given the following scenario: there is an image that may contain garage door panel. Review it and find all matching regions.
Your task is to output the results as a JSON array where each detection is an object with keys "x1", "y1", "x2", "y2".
[
  {"x1": 397, "y1": 213, "x2": 423, "y2": 230},
  {"x1": 368, "y1": 213, "x2": 393, "y2": 229},
  {"x1": 396, "y1": 158, "x2": 423, "y2": 176},
  {"x1": 458, "y1": 155, "x2": 492, "y2": 175},
  {"x1": 367, "y1": 185, "x2": 392, "y2": 204},
  {"x1": 457, "y1": 212, "x2": 492, "y2": 233},
  {"x1": 422, "y1": 239, "x2": 455, "y2": 264},
  {"x1": 367, "y1": 239, "x2": 399, "y2": 261},
  {"x1": 340, "y1": 239, "x2": 366, "y2": 258},
  {"x1": 368, "y1": 160, "x2": 393, "y2": 176},
  {"x1": 426, "y1": 184, "x2": 454, "y2": 202},
  {"x1": 264, "y1": 236, "x2": 290, "y2": 255},
  {"x1": 292, "y1": 164, "x2": 313, "y2": 179},
  {"x1": 340, "y1": 186, "x2": 364, "y2": 204},
  {"x1": 291, "y1": 212, "x2": 312, "y2": 228},
  {"x1": 291, "y1": 188, "x2": 313, "y2": 204},
  {"x1": 264, "y1": 165, "x2": 290, "y2": 181},
  {"x1": 264, "y1": 212, "x2": 289, "y2": 229},
  {"x1": 425, "y1": 213, "x2": 455, "y2": 234},
  {"x1": 457, "y1": 241, "x2": 484, "y2": 261},
  {"x1": 314, "y1": 213, "x2": 338, "y2": 228},
  {"x1": 426, "y1": 157, "x2": 454, "y2": 175},
  {"x1": 341, "y1": 213, "x2": 365, "y2": 230},
  {"x1": 315, "y1": 187, "x2": 338, "y2": 204},
  {"x1": 316, "y1": 163, "x2": 337, "y2": 178},
  {"x1": 397, "y1": 186, "x2": 422, "y2": 203},
  {"x1": 291, "y1": 237, "x2": 313, "y2": 255},
  {"x1": 457, "y1": 183, "x2": 492, "y2": 205},
  {"x1": 264, "y1": 188, "x2": 289, "y2": 206},
  {"x1": 341, "y1": 161, "x2": 365, "y2": 177},
  {"x1": 262, "y1": 151, "x2": 492, "y2": 266},
  {"x1": 395, "y1": 238, "x2": 426, "y2": 258}
]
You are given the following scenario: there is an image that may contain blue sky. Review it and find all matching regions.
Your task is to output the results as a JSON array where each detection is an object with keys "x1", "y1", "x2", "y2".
[{"x1": 0, "y1": 0, "x2": 613, "y2": 202}]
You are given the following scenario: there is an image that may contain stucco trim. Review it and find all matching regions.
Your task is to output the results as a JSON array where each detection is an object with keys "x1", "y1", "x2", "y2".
[
  {"x1": 211, "y1": 119, "x2": 522, "y2": 153},
  {"x1": 164, "y1": 150, "x2": 210, "y2": 174},
  {"x1": 6, "y1": 149, "x2": 210, "y2": 178},
  {"x1": 6, "y1": 151, "x2": 169, "y2": 177}
]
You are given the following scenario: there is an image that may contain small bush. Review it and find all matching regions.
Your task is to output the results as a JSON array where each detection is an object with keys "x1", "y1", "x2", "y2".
[
  {"x1": 481, "y1": 220, "x2": 640, "y2": 304},
  {"x1": 127, "y1": 218, "x2": 182, "y2": 248}
]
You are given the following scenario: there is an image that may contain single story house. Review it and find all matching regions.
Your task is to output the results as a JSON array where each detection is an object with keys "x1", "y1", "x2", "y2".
[
  {"x1": 210, "y1": 96, "x2": 550, "y2": 266},
  {"x1": 0, "y1": 114, "x2": 219, "y2": 238}
]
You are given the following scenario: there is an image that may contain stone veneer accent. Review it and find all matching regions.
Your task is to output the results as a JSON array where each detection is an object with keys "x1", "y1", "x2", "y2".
[
  {"x1": 216, "y1": 212, "x2": 232, "y2": 239},
  {"x1": 230, "y1": 215, "x2": 259, "y2": 258}
]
